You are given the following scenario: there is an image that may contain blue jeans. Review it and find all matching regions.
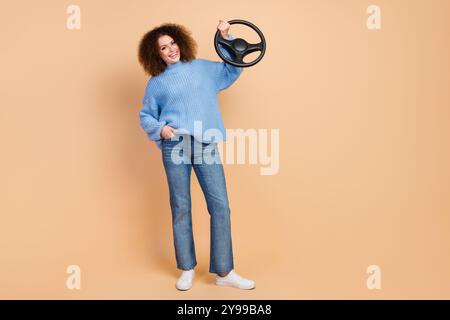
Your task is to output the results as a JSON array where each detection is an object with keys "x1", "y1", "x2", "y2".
[{"x1": 161, "y1": 134, "x2": 234, "y2": 274}]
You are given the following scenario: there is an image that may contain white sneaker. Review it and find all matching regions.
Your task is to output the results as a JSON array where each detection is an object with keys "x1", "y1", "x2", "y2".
[
  {"x1": 215, "y1": 270, "x2": 256, "y2": 290},
  {"x1": 176, "y1": 269, "x2": 195, "y2": 291}
]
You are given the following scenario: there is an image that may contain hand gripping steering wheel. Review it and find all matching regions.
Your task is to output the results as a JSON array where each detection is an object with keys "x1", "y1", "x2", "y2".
[{"x1": 214, "y1": 19, "x2": 266, "y2": 68}]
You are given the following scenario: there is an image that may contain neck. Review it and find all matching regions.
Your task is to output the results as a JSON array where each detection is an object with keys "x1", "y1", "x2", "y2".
[{"x1": 167, "y1": 60, "x2": 182, "y2": 70}]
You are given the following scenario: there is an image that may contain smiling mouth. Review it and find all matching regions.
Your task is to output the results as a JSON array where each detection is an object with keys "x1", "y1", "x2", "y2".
[{"x1": 169, "y1": 52, "x2": 179, "y2": 59}]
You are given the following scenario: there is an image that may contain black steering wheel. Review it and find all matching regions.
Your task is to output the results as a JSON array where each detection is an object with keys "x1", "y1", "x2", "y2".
[{"x1": 214, "y1": 19, "x2": 266, "y2": 68}]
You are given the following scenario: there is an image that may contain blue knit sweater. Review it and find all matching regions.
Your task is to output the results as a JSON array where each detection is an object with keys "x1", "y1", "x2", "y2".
[{"x1": 139, "y1": 34, "x2": 243, "y2": 150}]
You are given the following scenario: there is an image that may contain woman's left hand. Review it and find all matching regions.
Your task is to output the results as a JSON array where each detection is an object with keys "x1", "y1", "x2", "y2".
[{"x1": 217, "y1": 20, "x2": 230, "y2": 38}]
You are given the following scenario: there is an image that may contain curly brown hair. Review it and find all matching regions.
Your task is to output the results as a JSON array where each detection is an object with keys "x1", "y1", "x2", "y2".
[{"x1": 138, "y1": 23, "x2": 198, "y2": 77}]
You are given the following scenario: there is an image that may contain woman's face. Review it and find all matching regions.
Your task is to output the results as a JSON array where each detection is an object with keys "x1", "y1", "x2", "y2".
[{"x1": 158, "y1": 35, "x2": 180, "y2": 65}]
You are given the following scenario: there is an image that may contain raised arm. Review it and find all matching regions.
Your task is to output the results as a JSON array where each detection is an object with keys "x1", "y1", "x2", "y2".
[{"x1": 215, "y1": 33, "x2": 244, "y2": 92}]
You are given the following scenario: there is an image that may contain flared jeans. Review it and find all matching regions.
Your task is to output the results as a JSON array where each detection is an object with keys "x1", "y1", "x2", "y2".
[{"x1": 161, "y1": 134, "x2": 234, "y2": 274}]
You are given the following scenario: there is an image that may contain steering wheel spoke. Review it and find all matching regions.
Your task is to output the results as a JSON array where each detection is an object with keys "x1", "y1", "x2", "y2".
[
  {"x1": 234, "y1": 52, "x2": 245, "y2": 64},
  {"x1": 247, "y1": 42, "x2": 263, "y2": 54},
  {"x1": 217, "y1": 36, "x2": 234, "y2": 51}
]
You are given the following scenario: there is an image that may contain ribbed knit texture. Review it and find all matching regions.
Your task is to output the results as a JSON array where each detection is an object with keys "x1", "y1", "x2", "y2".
[{"x1": 139, "y1": 34, "x2": 243, "y2": 150}]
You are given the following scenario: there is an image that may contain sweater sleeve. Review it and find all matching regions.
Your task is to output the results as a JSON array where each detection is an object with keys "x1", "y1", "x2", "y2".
[
  {"x1": 215, "y1": 33, "x2": 244, "y2": 92},
  {"x1": 139, "y1": 80, "x2": 167, "y2": 141}
]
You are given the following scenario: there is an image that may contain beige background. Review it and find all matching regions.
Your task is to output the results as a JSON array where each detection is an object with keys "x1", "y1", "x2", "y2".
[{"x1": 1, "y1": 0, "x2": 449, "y2": 299}]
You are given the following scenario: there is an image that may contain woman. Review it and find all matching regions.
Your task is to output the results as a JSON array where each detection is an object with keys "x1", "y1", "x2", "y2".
[{"x1": 138, "y1": 20, "x2": 255, "y2": 291}]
